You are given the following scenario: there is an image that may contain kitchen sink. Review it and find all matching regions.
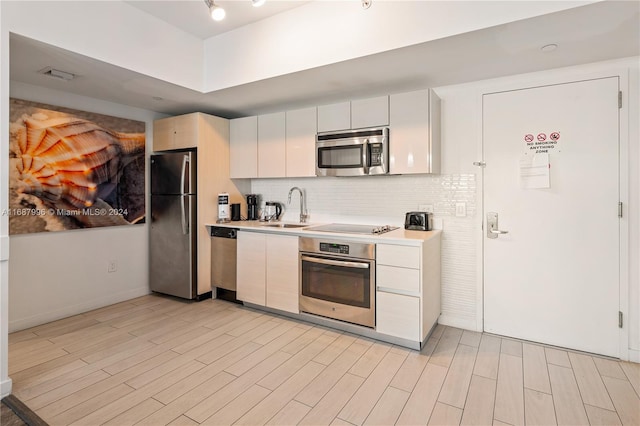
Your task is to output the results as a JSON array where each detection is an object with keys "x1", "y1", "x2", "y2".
[{"x1": 262, "y1": 223, "x2": 308, "y2": 229}]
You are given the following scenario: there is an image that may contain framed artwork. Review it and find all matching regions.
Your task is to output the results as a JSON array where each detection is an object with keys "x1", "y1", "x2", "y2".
[{"x1": 8, "y1": 98, "x2": 146, "y2": 234}]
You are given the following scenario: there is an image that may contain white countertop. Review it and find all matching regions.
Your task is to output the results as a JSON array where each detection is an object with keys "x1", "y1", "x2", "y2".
[{"x1": 206, "y1": 220, "x2": 440, "y2": 246}]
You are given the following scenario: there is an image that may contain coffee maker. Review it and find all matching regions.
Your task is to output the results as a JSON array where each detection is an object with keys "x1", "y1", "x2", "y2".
[{"x1": 246, "y1": 194, "x2": 258, "y2": 221}]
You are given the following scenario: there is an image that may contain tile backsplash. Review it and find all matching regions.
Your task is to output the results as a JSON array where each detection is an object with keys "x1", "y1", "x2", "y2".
[{"x1": 251, "y1": 173, "x2": 478, "y2": 329}]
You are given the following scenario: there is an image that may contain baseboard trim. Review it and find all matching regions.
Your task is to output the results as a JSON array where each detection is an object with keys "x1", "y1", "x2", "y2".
[
  {"x1": 9, "y1": 287, "x2": 150, "y2": 332},
  {"x1": 0, "y1": 378, "x2": 12, "y2": 399},
  {"x1": 628, "y1": 348, "x2": 639, "y2": 363}
]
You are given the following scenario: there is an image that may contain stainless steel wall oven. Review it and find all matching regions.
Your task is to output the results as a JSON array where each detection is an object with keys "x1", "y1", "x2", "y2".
[{"x1": 299, "y1": 237, "x2": 375, "y2": 328}]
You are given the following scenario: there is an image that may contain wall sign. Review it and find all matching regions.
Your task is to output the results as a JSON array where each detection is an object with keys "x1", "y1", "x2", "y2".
[{"x1": 524, "y1": 131, "x2": 561, "y2": 154}]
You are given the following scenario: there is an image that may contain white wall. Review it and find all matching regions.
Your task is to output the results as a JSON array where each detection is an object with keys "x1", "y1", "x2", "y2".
[
  {"x1": 203, "y1": 1, "x2": 591, "y2": 92},
  {"x1": 6, "y1": 82, "x2": 165, "y2": 332},
  {"x1": 2, "y1": 1, "x2": 203, "y2": 91}
]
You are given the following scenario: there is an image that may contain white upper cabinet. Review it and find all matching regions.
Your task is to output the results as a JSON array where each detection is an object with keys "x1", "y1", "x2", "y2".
[
  {"x1": 351, "y1": 96, "x2": 389, "y2": 129},
  {"x1": 389, "y1": 89, "x2": 441, "y2": 175},
  {"x1": 258, "y1": 112, "x2": 286, "y2": 178},
  {"x1": 230, "y1": 116, "x2": 258, "y2": 178},
  {"x1": 286, "y1": 107, "x2": 317, "y2": 177},
  {"x1": 230, "y1": 89, "x2": 440, "y2": 178},
  {"x1": 317, "y1": 101, "x2": 351, "y2": 132}
]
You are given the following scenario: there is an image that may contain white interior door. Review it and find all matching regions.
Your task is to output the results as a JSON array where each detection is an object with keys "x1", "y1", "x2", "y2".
[{"x1": 483, "y1": 77, "x2": 620, "y2": 357}]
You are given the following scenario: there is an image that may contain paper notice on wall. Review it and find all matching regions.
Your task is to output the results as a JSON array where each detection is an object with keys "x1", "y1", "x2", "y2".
[{"x1": 519, "y1": 153, "x2": 550, "y2": 189}]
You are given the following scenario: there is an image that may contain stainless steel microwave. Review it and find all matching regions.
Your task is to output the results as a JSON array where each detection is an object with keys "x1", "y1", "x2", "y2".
[{"x1": 316, "y1": 127, "x2": 389, "y2": 177}]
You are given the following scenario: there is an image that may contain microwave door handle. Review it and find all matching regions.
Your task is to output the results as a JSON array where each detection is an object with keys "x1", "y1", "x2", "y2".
[
  {"x1": 362, "y1": 139, "x2": 369, "y2": 174},
  {"x1": 301, "y1": 255, "x2": 370, "y2": 269}
]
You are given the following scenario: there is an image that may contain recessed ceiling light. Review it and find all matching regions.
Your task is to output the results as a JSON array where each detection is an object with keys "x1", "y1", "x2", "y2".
[
  {"x1": 252, "y1": 0, "x2": 266, "y2": 7},
  {"x1": 541, "y1": 44, "x2": 558, "y2": 53}
]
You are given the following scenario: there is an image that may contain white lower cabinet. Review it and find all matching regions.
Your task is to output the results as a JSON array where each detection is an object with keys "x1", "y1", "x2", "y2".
[
  {"x1": 375, "y1": 241, "x2": 441, "y2": 345},
  {"x1": 236, "y1": 232, "x2": 266, "y2": 306},
  {"x1": 237, "y1": 232, "x2": 299, "y2": 314},
  {"x1": 266, "y1": 234, "x2": 299, "y2": 313},
  {"x1": 376, "y1": 291, "x2": 420, "y2": 341}
]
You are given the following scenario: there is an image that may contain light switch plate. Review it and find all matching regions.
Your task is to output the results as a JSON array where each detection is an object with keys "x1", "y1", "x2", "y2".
[{"x1": 455, "y1": 202, "x2": 466, "y2": 217}]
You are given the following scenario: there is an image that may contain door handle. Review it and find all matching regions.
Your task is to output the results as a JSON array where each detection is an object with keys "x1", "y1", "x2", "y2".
[
  {"x1": 180, "y1": 154, "x2": 190, "y2": 195},
  {"x1": 362, "y1": 139, "x2": 369, "y2": 174},
  {"x1": 181, "y1": 195, "x2": 189, "y2": 235},
  {"x1": 487, "y1": 212, "x2": 509, "y2": 239}
]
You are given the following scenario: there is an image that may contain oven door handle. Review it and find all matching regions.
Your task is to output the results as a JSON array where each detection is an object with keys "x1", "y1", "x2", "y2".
[{"x1": 301, "y1": 255, "x2": 370, "y2": 269}]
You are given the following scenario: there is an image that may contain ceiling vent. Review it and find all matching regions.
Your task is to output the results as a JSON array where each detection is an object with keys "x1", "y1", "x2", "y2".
[{"x1": 38, "y1": 67, "x2": 75, "y2": 81}]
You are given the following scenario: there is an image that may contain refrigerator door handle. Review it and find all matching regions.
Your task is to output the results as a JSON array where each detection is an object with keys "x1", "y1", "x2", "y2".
[
  {"x1": 180, "y1": 154, "x2": 190, "y2": 195},
  {"x1": 181, "y1": 195, "x2": 189, "y2": 235},
  {"x1": 180, "y1": 154, "x2": 190, "y2": 235}
]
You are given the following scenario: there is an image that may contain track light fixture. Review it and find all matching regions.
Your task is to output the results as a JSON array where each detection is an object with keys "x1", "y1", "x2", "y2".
[
  {"x1": 204, "y1": 0, "x2": 225, "y2": 21},
  {"x1": 204, "y1": 0, "x2": 268, "y2": 22}
]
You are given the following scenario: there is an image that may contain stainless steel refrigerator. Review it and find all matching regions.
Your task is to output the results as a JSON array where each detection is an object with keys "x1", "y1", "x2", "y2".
[{"x1": 150, "y1": 150, "x2": 197, "y2": 299}]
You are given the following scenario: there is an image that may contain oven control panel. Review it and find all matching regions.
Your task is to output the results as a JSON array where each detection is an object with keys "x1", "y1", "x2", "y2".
[{"x1": 319, "y1": 242, "x2": 349, "y2": 255}]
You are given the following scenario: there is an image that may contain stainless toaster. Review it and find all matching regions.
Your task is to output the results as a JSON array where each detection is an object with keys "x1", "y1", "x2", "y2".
[{"x1": 404, "y1": 212, "x2": 433, "y2": 231}]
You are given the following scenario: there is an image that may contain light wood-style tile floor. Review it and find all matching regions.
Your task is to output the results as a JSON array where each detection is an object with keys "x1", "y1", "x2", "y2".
[{"x1": 8, "y1": 295, "x2": 640, "y2": 425}]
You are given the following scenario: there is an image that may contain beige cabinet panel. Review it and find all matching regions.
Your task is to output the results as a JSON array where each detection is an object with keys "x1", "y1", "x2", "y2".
[
  {"x1": 285, "y1": 107, "x2": 317, "y2": 177},
  {"x1": 266, "y1": 234, "x2": 299, "y2": 314},
  {"x1": 389, "y1": 89, "x2": 441, "y2": 174},
  {"x1": 153, "y1": 112, "x2": 244, "y2": 296},
  {"x1": 377, "y1": 244, "x2": 420, "y2": 269},
  {"x1": 377, "y1": 265, "x2": 420, "y2": 294},
  {"x1": 376, "y1": 292, "x2": 420, "y2": 341},
  {"x1": 237, "y1": 231, "x2": 266, "y2": 306},
  {"x1": 153, "y1": 113, "x2": 198, "y2": 151},
  {"x1": 351, "y1": 96, "x2": 389, "y2": 129},
  {"x1": 258, "y1": 112, "x2": 286, "y2": 178},
  {"x1": 230, "y1": 116, "x2": 258, "y2": 178},
  {"x1": 317, "y1": 101, "x2": 350, "y2": 132}
]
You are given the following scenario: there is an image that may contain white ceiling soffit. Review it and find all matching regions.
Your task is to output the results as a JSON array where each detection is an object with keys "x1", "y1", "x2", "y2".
[
  {"x1": 9, "y1": 1, "x2": 640, "y2": 118},
  {"x1": 124, "y1": 0, "x2": 312, "y2": 40}
]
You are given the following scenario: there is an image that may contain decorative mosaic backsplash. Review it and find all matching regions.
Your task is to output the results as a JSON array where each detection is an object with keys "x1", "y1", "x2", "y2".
[{"x1": 251, "y1": 174, "x2": 478, "y2": 328}]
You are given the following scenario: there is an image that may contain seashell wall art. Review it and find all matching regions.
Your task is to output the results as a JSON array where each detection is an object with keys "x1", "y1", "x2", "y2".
[{"x1": 8, "y1": 98, "x2": 146, "y2": 234}]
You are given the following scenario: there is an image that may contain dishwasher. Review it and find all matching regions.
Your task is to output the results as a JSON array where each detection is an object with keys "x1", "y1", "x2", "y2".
[{"x1": 210, "y1": 226, "x2": 239, "y2": 303}]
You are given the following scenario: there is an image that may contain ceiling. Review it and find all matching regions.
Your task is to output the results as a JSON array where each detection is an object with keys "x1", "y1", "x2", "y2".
[
  {"x1": 124, "y1": 0, "x2": 311, "y2": 40},
  {"x1": 9, "y1": 1, "x2": 640, "y2": 119}
]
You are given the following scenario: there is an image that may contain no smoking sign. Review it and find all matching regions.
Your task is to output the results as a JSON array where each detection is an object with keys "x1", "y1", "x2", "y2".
[{"x1": 524, "y1": 131, "x2": 561, "y2": 154}]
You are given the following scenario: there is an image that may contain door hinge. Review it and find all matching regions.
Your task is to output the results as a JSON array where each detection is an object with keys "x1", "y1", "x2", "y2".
[
  {"x1": 473, "y1": 161, "x2": 486, "y2": 168},
  {"x1": 619, "y1": 311, "x2": 623, "y2": 328},
  {"x1": 618, "y1": 91, "x2": 622, "y2": 109},
  {"x1": 618, "y1": 202, "x2": 623, "y2": 218}
]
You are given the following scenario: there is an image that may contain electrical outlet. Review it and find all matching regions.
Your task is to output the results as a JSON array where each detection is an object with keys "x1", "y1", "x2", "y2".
[
  {"x1": 108, "y1": 259, "x2": 117, "y2": 273},
  {"x1": 418, "y1": 204, "x2": 434, "y2": 213},
  {"x1": 455, "y1": 202, "x2": 466, "y2": 217}
]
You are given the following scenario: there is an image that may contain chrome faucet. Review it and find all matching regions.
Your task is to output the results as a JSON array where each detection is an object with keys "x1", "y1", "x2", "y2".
[{"x1": 288, "y1": 187, "x2": 308, "y2": 223}]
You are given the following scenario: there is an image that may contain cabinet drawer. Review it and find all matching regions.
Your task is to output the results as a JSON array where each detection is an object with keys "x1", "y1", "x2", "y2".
[
  {"x1": 376, "y1": 292, "x2": 420, "y2": 341},
  {"x1": 377, "y1": 244, "x2": 420, "y2": 269},
  {"x1": 377, "y1": 265, "x2": 419, "y2": 294}
]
